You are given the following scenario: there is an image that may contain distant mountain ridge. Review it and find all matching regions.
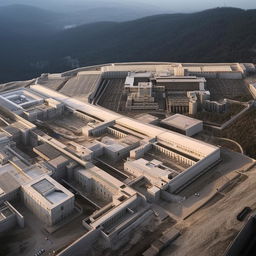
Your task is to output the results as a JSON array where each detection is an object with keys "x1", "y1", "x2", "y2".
[
  {"x1": 0, "y1": 2, "x2": 168, "y2": 25},
  {"x1": 0, "y1": 7, "x2": 255, "y2": 83}
]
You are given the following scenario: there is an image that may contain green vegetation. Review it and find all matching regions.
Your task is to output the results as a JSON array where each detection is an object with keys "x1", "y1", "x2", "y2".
[
  {"x1": 232, "y1": 95, "x2": 252, "y2": 102},
  {"x1": 193, "y1": 104, "x2": 245, "y2": 125},
  {"x1": 214, "y1": 108, "x2": 256, "y2": 158}
]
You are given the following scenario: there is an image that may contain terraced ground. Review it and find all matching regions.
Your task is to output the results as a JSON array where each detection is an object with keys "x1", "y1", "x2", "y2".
[
  {"x1": 214, "y1": 108, "x2": 256, "y2": 158},
  {"x1": 59, "y1": 74, "x2": 101, "y2": 99},
  {"x1": 97, "y1": 79, "x2": 126, "y2": 112},
  {"x1": 39, "y1": 78, "x2": 69, "y2": 91},
  {"x1": 206, "y1": 79, "x2": 252, "y2": 101}
]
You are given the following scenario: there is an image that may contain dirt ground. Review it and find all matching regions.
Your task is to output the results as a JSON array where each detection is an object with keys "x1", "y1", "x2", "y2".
[
  {"x1": 0, "y1": 203, "x2": 87, "y2": 256},
  {"x1": 105, "y1": 216, "x2": 176, "y2": 256},
  {"x1": 160, "y1": 166, "x2": 256, "y2": 256}
]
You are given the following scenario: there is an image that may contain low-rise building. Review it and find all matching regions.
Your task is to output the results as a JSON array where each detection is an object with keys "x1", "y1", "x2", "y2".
[
  {"x1": 0, "y1": 172, "x2": 20, "y2": 204},
  {"x1": 135, "y1": 114, "x2": 159, "y2": 125},
  {"x1": 161, "y1": 114, "x2": 203, "y2": 136},
  {"x1": 22, "y1": 175, "x2": 74, "y2": 226},
  {"x1": 249, "y1": 83, "x2": 256, "y2": 99},
  {"x1": 124, "y1": 158, "x2": 175, "y2": 188},
  {"x1": 0, "y1": 202, "x2": 24, "y2": 233},
  {"x1": 203, "y1": 99, "x2": 228, "y2": 113}
]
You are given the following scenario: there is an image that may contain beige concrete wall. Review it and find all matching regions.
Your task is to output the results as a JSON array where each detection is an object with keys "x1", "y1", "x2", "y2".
[
  {"x1": 57, "y1": 229, "x2": 103, "y2": 256},
  {"x1": 168, "y1": 149, "x2": 220, "y2": 193},
  {"x1": 249, "y1": 84, "x2": 256, "y2": 99},
  {"x1": 130, "y1": 143, "x2": 153, "y2": 159},
  {"x1": 0, "y1": 212, "x2": 16, "y2": 233},
  {"x1": 22, "y1": 187, "x2": 74, "y2": 226}
]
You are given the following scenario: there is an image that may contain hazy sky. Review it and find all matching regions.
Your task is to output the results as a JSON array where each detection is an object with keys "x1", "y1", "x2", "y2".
[
  {"x1": 135, "y1": 0, "x2": 256, "y2": 12},
  {"x1": 0, "y1": 0, "x2": 255, "y2": 12}
]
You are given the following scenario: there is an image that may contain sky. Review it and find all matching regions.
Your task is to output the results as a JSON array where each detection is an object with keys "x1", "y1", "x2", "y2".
[
  {"x1": 135, "y1": 0, "x2": 256, "y2": 12},
  {"x1": 0, "y1": 0, "x2": 255, "y2": 12}
]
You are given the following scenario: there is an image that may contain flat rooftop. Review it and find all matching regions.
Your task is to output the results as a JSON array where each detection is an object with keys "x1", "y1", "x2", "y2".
[
  {"x1": 135, "y1": 113, "x2": 159, "y2": 124},
  {"x1": 34, "y1": 143, "x2": 61, "y2": 160},
  {"x1": 79, "y1": 165, "x2": 123, "y2": 192},
  {"x1": 31, "y1": 85, "x2": 219, "y2": 158},
  {"x1": 0, "y1": 172, "x2": 20, "y2": 195},
  {"x1": 126, "y1": 158, "x2": 175, "y2": 180},
  {"x1": 25, "y1": 175, "x2": 73, "y2": 207},
  {"x1": 48, "y1": 112, "x2": 102, "y2": 132},
  {"x1": 155, "y1": 78, "x2": 206, "y2": 83},
  {"x1": 182, "y1": 64, "x2": 233, "y2": 72},
  {"x1": 0, "y1": 88, "x2": 44, "y2": 110},
  {"x1": 250, "y1": 82, "x2": 256, "y2": 89},
  {"x1": 33, "y1": 179, "x2": 55, "y2": 195},
  {"x1": 161, "y1": 114, "x2": 203, "y2": 130}
]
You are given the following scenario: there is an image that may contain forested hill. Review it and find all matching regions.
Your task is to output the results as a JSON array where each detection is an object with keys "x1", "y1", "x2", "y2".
[{"x1": 1, "y1": 7, "x2": 256, "y2": 82}]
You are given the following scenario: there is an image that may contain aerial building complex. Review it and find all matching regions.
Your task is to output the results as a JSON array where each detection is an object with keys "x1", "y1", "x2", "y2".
[{"x1": 0, "y1": 61, "x2": 255, "y2": 256}]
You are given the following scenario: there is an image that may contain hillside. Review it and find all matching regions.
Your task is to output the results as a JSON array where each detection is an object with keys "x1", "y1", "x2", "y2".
[
  {"x1": 0, "y1": 4, "x2": 62, "y2": 32},
  {"x1": 0, "y1": 1, "x2": 166, "y2": 24},
  {"x1": 0, "y1": 0, "x2": 166, "y2": 13},
  {"x1": 51, "y1": 8, "x2": 256, "y2": 65},
  {"x1": 0, "y1": 7, "x2": 256, "y2": 82}
]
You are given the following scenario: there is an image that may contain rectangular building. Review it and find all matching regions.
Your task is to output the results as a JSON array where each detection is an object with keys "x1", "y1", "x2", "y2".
[
  {"x1": 161, "y1": 114, "x2": 203, "y2": 136},
  {"x1": 124, "y1": 158, "x2": 174, "y2": 188},
  {"x1": 249, "y1": 83, "x2": 256, "y2": 99},
  {"x1": 0, "y1": 172, "x2": 20, "y2": 204},
  {"x1": 22, "y1": 175, "x2": 74, "y2": 226}
]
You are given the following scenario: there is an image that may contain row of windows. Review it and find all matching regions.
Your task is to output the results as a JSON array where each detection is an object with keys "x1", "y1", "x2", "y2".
[{"x1": 154, "y1": 145, "x2": 194, "y2": 166}]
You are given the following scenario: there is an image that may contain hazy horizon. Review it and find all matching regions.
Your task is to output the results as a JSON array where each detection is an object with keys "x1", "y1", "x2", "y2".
[{"x1": 0, "y1": 0, "x2": 255, "y2": 13}]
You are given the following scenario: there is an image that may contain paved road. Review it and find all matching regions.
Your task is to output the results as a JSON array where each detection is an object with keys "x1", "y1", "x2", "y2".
[{"x1": 216, "y1": 137, "x2": 244, "y2": 154}]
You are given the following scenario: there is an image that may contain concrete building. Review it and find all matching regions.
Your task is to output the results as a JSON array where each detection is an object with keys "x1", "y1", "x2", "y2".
[
  {"x1": 75, "y1": 163, "x2": 136, "y2": 203},
  {"x1": 46, "y1": 155, "x2": 70, "y2": 180},
  {"x1": 22, "y1": 175, "x2": 74, "y2": 226},
  {"x1": 23, "y1": 98, "x2": 64, "y2": 122},
  {"x1": 0, "y1": 68, "x2": 219, "y2": 254},
  {"x1": 242, "y1": 63, "x2": 256, "y2": 74},
  {"x1": 249, "y1": 83, "x2": 256, "y2": 99},
  {"x1": 0, "y1": 202, "x2": 24, "y2": 233},
  {"x1": 0, "y1": 88, "x2": 65, "y2": 123},
  {"x1": 0, "y1": 61, "x2": 254, "y2": 256},
  {"x1": 124, "y1": 158, "x2": 174, "y2": 188},
  {"x1": 135, "y1": 113, "x2": 159, "y2": 125},
  {"x1": 0, "y1": 88, "x2": 44, "y2": 114},
  {"x1": 82, "y1": 193, "x2": 152, "y2": 250},
  {"x1": 182, "y1": 63, "x2": 245, "y2": 79},
  {"x1": 203, "y1": 99, "x2": 228, "y2": 113},
  {"x1": 126, "y1": 82, "x2": 159, "y2": 111},
  {"x1": 101, "y1": 62, "x2": 248, "y2": 79},
  {"x1": 0, "y1": 172, "x2": 20, "y2": 204},
  {"x1": 154, "y1": 76, "x2": 206, "y2": 91},
  {"x1": 31, "y1": 85, "x2": 220, "y2": 194},
  {"x1": 166, "y1": 89, "x2": 211, "y2": 115},
  {"x1": 100, "y1": 135, "x2": 140, "y2": 161},
  {"x1": 161, "y1": 114, "x2": 203, "y2": 136},
  {"x1": 124, "y1": 72, "x2": 152, "y2": 89},
  {"x1": 167, "y1": 92, "x2": 190, "y2": 114}
]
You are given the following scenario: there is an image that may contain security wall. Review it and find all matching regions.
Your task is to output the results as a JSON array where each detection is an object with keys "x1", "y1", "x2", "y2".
[{"x1": 168, "y1": 148, "x2": 220, "y2": 193}]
